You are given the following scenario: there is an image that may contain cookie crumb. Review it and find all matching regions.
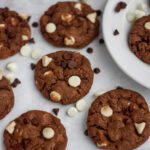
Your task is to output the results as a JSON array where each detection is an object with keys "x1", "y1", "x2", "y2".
[
  {"x1": 87, "y1": 47, "x2": 93, "y2": 53},
  {"x1": 11, "y1": 78, "x2": 21, "y2": 88},
  {"x1": 113, "y1": 29, "x2": 119, "y2": 36},
  {"x1": 32, "y1": 22, "x2": 39, "y2": 28},
  {"x1": 52, "y1": 108, "x2": 59, "y2": 116},
  {"x1": 99, "y1": 38, "x2": 105, "y2": 44},
  {"x1": 115, "y1": 1, "x2": 127, "y2": 12},
  {"x1": 84, "y1": 129, "x2": 88, "y2": 136},
  {"x1": 30, "y1": 63, "x2": 36, "y2": 70},
  {"x1": 93, "y1": 68, "x2": 101, "y2": 74}
]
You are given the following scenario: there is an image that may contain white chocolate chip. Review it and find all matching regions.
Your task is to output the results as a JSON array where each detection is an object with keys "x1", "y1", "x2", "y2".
[
  {"x1": 22, "y1": 35, "x2": 29, "y2": 41},
  {"x1": 126, "y1": 12, "x2": 136, "y2": 22},
  {"x1": 94, "y1": 91, "x2": 105, "y2": 97},
  {"x1": 137, "y1": 3, "x2": 147, "y2": 11},
  {"x1": 20, "y1": 44, "x2": 32, "y2": 57},
  {"x1": 50, "y1": 91, "x2": 61, "y2": 102},
  {"x1": 67, "y1": 107, "x2": 78, "y2": 117},
  {"x1": 100, "y1": 105, "x2": 113, "y2": 117},
  {"x1": 42, "y1": 127, "x2": 55, "y2": 139},
  {"x1": 74, "y1": 3, "x2": 82, "y2": 11},
  {"x1": 5, "y1": 73, "x2": 15, "y2": 83},
  {"x1": 87, "y1": 12, "x2": 97, "y2": 23},
  {"x1": 68, "y1": 76, "x2": 81, "y2": 87},
  {"x1": 42, "y1": 56, "x2": 52, "y2": 67},
  {"x1": 76, "y1": 99, "x2": 86, "y2": 112},
  {"x1": 0, "y1": 69, "x2": 3, "y2": 80},
  {"x1": 135, "y1": 10, "x2": 145, "y2": 19},
  {"x1": 0, "y1": 24, "x2": 5, "y2": 28},
  {"x1": 19, "y1": 13, "x2": 29, "y2": 20},
  {"x1": 144, "y1": 22, "x2": 150, "y2": 30},
  {"x1": 97, "y1": 142, "x2": 108, "y2": 148},
  {"x1": 6, "y1": 62, "x2": 18, "y2": 72},
  {"x1": 64, "y1": 36, "x2": 75, "y2": 46},
  {"x1": 134, "y1": 122, "x2": 146, "y2": 134},
  {"x1": 6, "y1": 121, "x2": 16, "y2": 134},
  {"x1": 46, "y1": 23, "x2": 56, "y2": 33},
  {"x1": 31, "y1": 50, "x2": 41, "y2": 59},
  {"x1": 61, "y1": 14, "x2": 73, "y2": 22}
]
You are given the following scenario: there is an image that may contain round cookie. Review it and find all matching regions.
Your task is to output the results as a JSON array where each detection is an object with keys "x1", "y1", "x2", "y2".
[
  {"x1": 0, "y1": 7, "x2": 31, "y2": 59},
  {"x1": 0, "y1": 77, "x2": 14, "y2": 120},
  {"x1": 87, "y1": 89, "x2": 150, "y2": 150},
  {"x1": 35, "y1": 51, "x2": 93, "y2": 105},
  {"x1": 128, "y1": 15, "x2": 150, "y2": 64},
  {"x1": 40, "y1": 2, "x2": 99, "y2": 48},
  {"x1": 4, "y1": 110, "x2": 67, "y2": 150}
]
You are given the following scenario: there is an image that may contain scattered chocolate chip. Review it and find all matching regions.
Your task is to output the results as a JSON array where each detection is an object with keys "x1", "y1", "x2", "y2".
[
  {"x1": 115, "y1": 1, "x2": 127, "y2": 12},
  {"x1": 87, "y1": 47, "x2": 93, "y2": 54},
  {"x1": 32, "y1": 22, "x2": 39, "y2": 28},
  {"x1": 60, "y1": 62, "x2": 67, "y2": 68},
  {"x1": 93, "y1": 68, "x2": 100, "y2": 74},
  {"x1": 113, "y1": 29, "x2": 119, "y2": 36},
  {"x1": 11, "y1": 78, "x2": 21, "y2": 88},
  {"x1": 29, "y1": 38, "x2": 35, "y2": 44},
  {"x1": 31, "y1": 63, "x2": 36, "y2": 70},
  {"x1": 31, "y1": 118, "x2": 38, "y2": 126},
  {"x1": 116, "y1": 86, "x2": 123, "y2": 90},
  {"x1": 96, "y1": 10, "x2": 102, "y2": 16},
  {"x1": 52, "y1": 108, "x2": 59, "y2": 116},
  {"x1": 27, "y1": 16, "x2": 31, "y2": 22},
  {"x1": 99, "y1": 38, "x2": 105, "y2": 44},
  {"x1": 84, "y1": 129, "x2": 88, "y2": 136}
]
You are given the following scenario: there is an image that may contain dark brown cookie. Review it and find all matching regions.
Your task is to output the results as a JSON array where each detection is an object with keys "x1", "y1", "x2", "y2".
[
  {"x1": 128, "y1": 15, "x2": 150, "y2": 64},
  {"x1": 0, "y1": 77, "x2": 14, "y2": 119},
  {"x1": 35, "y1": 51, "x2": 93, "y2": 105},
  {"x1": 0, "y1": 7, "x2": 31, "y2": 59},
  {"x1": 4, "y1": 110, "x2": 67, "y2": 150},
  {"x1": 40, "y1": 2, "x2": 99, "y2": 48},
  {"x1": 87, "y1": 89, "x2": 150, "y2": 150}
]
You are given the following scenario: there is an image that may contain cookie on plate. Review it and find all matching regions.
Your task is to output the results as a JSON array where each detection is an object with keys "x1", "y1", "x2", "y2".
[
  {"x1": 40, "y1": 2, "x2": 99, "y2": 48},
  {"x1": 0, "y1": 76, "x2": 14, "y2": 120},
  {"x1": 0, "y1": 7, "x2": 31, "y2": 59},
  {"x1": 4, "y1": 110, "x2": 67, "y2": 150},
  {"x1": 35, "y1": 51, "x2": 93, "y2": 105},
  {"x1": 128, "y1": 15, "x2": 150, "y2": 64},
  {"x1": 87, "y1": 88, "x2": 150, "y2": 150}
]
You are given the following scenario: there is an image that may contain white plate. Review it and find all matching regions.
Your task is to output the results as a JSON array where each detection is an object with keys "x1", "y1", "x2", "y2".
[{"x1": 103, "y1": 0, "x2": 150, "y2": 89}]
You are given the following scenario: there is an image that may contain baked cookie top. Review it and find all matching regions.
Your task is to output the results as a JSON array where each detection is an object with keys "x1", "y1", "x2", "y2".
[
  {"x1": 40, "y1": 2, "x2": 99, "y2": 48},
  {"x1": 129, "y1": 15, "x2": 150, "y2": 64},
  {"x1": 4, "y1": 110, "x2": 67, "y2": 150},
  {"x1": 87, "y1": 89, "x2": 150, "y2": 150},
  {"x1": 0, "y1": 77, "x2": 14, "y2": 120},
  {"x1": 0, "y1": 7, "x2": 31, "y2": 59},
  {"x1": 35, "y1": 51, "x2": 93, "y2": 105}
]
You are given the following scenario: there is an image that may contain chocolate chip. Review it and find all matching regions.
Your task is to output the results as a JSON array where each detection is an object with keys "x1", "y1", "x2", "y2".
[
  {"x1": 96, "y1": 10, "x2": 102, "y2": 16},
  {"x1": 113, "y1": 29, "x2": 119, "y2": 36},
  {"x1": 87, "y1": 47, "x2": 93, "y2": 54},
  {"x1": 27, "y1": 16, "x2": 31, "y2": 22},
  {"x1": 115, "y1": 2, "x2": 127, "y2": 12},
  {"x1": 32, "y1": 22, "x2": 39, "y2": 28},
  {"x1": 52, "y1": 108, "x2": 59, "y2": 116},
  {"x1": 29, "y1": 38, "x2": 35, "y2": 44},
  {"x1": 116, "y1": 86, "x2": 123, "y2": 90},
  {"x1": 31, "y1": 118, "x2": 38, "y2": 126},
  {"x1": 93, "y1": 68, "x2": 101, "y2": 74},
  {"x1": 84, "y1": 129, "x2": 88, "y2": 136},
  {"x1": 68, "y1": 61, "x2": 77, "y2": 69},
  {"x1": 60, "y1": 62, "x2": 67, "y2": 68},
  {"x1": 99, "y1": 38, "x2": 104, "y2": 44},
  {"x1": 31, "y1": 63, "x2": 36, "y2": 70},
  {"x1": 11, "y1": 78, "x2": 21, "y2": 88}
]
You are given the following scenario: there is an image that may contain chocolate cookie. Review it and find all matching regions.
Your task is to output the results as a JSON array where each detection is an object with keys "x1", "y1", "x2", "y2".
[
  {"x1": 0, "y1": 77, "x2": 14, "y2": 119},
  {"x1": 87, "y1": 89, "x2": 150, "y2": 150},
  {"x1": 40, "y1": 2, "x2": 99, "y2": 48},
  {"x1": 35, "y1": 51, "x2": 93, "y2": 105},
  {"x1": 4, "y1": 110, "x2": 67, "y2": 150},
  {"x1": 0, "y1": 7, "x2": 31, "y2": 59},
  {"x1": 128, "y1": 15, "x2": 150, "y2": 64}
]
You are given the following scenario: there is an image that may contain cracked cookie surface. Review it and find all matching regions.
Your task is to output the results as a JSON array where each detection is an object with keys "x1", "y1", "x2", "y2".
[
  {"x1": 35, "y1": 51, "x2": 93, "y2": 105},
  {"x1": 0, "y1": 7, "x2": 31, "y2": 59},
  {"x1": 87, "y1": 89, "x2": 150, "y2": 150},
  {"x1": 40, "y1": 2, "x2": 99, "y2": 48},
  {"x1": 4, "y1": 110, "x2": 67, "y2": 150},
  {"x1": 129, "y1": 15, "x2": 150, "y2": 64}
]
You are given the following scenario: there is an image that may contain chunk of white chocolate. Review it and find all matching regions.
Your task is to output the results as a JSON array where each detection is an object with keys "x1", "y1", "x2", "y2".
[
  {"x1": 42, "y1": 127, "x2": 55, "y2": 139},
  {"x1": 46, "y1": 23, "x2": 56, "y2": 33},
  {"x1": 100, "y1": 105, "x2": 113, "y2": 117},
  {"x1": 42, "y1": 56, "x2": 52, "y2": 67},
  {"x1": 6, "y1": 62, "x2": 18, "y2": 72},
  {"x1": 76, "y1": 99, "x2": 86, "y2": 112},
  {"x1": 68, "y1": 76, "x2": 81, "y2": 87},
  {"x1": 134, "y1": 122, "x2": 146, "y2": 134},
  {"x1": 74, "y1": 3, "x2": 82, "y2": 11},
  {"x1": 20, "y1": 44, "x2": 32, "y2": 57},
  {"x1": 64, "y1": 36, "x2": 75, "y2": 46},
  {"x1": 50, "y1": 91, "x2": 61, "y2": 102},
  {"x1": 5, "y1": 121, "x2": 16, "y2": 134},
  {"x1": 144, "y1": 22, "x2": 150, "y2": 30},
  {"x1": 87, "y1": 12, "x2": 97, "y2": 23},
  {"x1": 67, "y1": 107, "x2": 78, "y2": 117}
]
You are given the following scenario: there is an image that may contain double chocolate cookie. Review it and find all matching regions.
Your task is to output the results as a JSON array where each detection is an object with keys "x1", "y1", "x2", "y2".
[
  {"x1": 0, "y1": 7, "x2": 31, "y2": 59},
  {"x1": 129, "y1": 15, "x2": 150, "y2": 64},
  {"x1": 35, "y1": 51, "x2": 93, "y2": 105},
  {"x1": 40, "y1": 2, "x2": 99, "y2": 48},
  {"x1": 87, "y1": 89, "x2": 150, "y2": 150},
  {"x1": 4, "y1": 110, "x2": 67, "y2": 150},
  {"x1": 0, "y1": 77, "x2": 14, "y2": 120}
]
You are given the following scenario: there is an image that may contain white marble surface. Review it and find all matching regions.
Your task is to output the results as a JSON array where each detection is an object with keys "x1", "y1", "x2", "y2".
[{"x1": 0, "y1": 0, "x2": 149, "y2": 150}]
